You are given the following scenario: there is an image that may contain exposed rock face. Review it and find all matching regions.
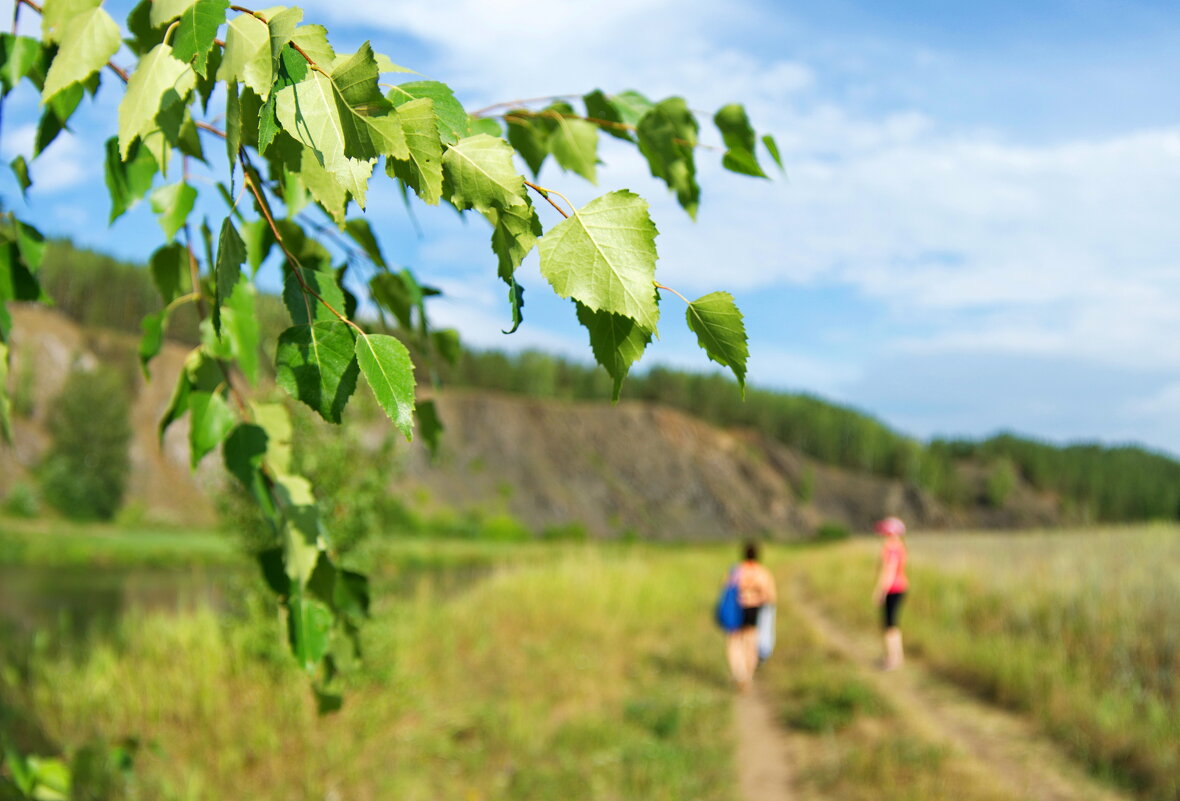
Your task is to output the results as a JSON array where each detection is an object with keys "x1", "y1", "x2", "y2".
[{"x1": 3, "y1": 305, "x2": 1062, "y2": 538}]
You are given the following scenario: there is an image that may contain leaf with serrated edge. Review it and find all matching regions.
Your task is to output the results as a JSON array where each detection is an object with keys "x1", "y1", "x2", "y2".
[
  {"x1": 544, "y1": 103, "x2": 598, "y2": 183},
  {"x1": 217, "y1": 11, "x2": 270, "y2": 99},
  {"x1": 489, "y1": 199, "x2": 541, "y2": 282},
  {"x1": 284, "y1": 265, "x2": 347, "y2": 326},
  {"x1": 215, "y1": 216, "x2": 246, "y2": 333},
  {"x1": 714, "y1": 103, "x2": 766, "y2": 179},
  {"x1": 188, "y1": 390, "x2": 236, "y2": 467},
  {"x1": 355, "y1": 332, "x2": 415, "y2": 440},
  {"x1": 41, "y1": 7, "x2": 120, "y2": 100},
  {"x1": 576, "y1": 301, "x2": 652, "y2": 400},
  {"x1": 387, "y1": 80, "x2": 468, "y2": 144},
  {"x1": 275, "y1": 321, "x2": 359, "y2": 424},
  {"x1": 149, "y1": 0, "x2": 196, "y2": 27},
  {"x1": 685, "y1": 291, "x2": 748, "y2": 393},
  {"x1": 290, "y1": 25, "x2": 334, "y2": 65},
  {"x1": 105, "y1": 137, "x2": 157, "y2": 222},
  {"x1": 443, "y1": 134, "x2": 527, "y2": 214},
  {"x1": 636, "y1": 97, "x2": 700, "y2": 218},
  {"x1": 274, "y1": 70, "x2": 387, "y2": 183},
  {"x1": 537, "y1": 189, "x2": 660, "y2": 333},
  {"x1": 150, "y1": 181, "x2": 196, "y2": 241},
  {"x1": 41, "y1": 0, "x2": 100, "y2": 44},
  {"x1": 118, "y1": 43, "x2": 195, "y2": 158},
  {"x1": 386, "y1": 97, "x2": 442, "y2": 204},
  {"x1": 172, "y1": 0, "x2": 229, "y2": 77}
]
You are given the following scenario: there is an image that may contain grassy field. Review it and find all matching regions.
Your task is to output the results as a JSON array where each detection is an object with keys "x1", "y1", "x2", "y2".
[{"x1": 792, "y1": 525, "x2": 1180, "y2": 801}]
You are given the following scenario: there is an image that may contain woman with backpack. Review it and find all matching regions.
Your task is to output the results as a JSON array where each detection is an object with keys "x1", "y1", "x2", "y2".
[
  {"x1": 872, "y1": 516, "x2": 908, "y2": 670},
  {"x1": 723, "y1": 541, "x2": 777, "y2": 691}
]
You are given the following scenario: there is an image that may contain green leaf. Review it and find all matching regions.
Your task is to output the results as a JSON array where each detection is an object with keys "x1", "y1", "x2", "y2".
[
  {"x1": 290, "y1": 24, "x2": 334, "y2": 65},
  {"x1": 265, "y1": 7, "x2": 303, "y2": 72},
  {"x1": 10, "y1": 156, "x2": 30, "y2": 198},
  {"x1": 343, "y1": 218, "x2": 386, "y2": 267},
  {"x1": 188, "y1": 389, "x2": 236, "y2": 467},
  {"x1": 104, "y1": 137, "x2": 157, "y2": 222},
  {"x1": 241, "y1": 218, "x2": 274, "y2": 272},
  {"x1": 469, "y1": 116, "x2": 501, "y2": 137},
  {"x1": 150, "y1": 181, "x2": 197, "y2": 242},
  {"x1": 35, "y1": 81, "x2": 85, "y2": 155},
  {"x1": 275, "y1": 321, "x2": 359, "y2": 424},
  {"x1": 369, "y1": 272, "x2": 413, "y2": 330},
  {"x1": 252, "y1": 401, "x2": 292, "y2": 476},
  {"x1": 543, "y1": 102, "x2": 598, "y2": 183},
  {"x1": 0, "y1": 35, "x2": 45, "y2": 93},
  {"x1": 172, "y1": 0, "x2": 229, "y2": 77},
  {"x1": 762, "y1": 133, "x2": 785, "y2": 173},
  {"x1": 432, "y1": 328, "x2": 461, "y2": 367},
  {"x1": 0, "y1": 342, "x2": 11, "y2": 443},
  {"x1": 214, "y1": 216, "x2": 246, "y2": 334},
  {"x1": 714, "y1": 103, "x2": 766, "y2": 178},
  {"x1": 611, "y1": 90, "x2": 655, "y2": 127},
  {"x1": 583, "y1": 89, "x2": 634, "y2": 142},
  {"x1": 223, "y1": 422, "x2": 268, "y2": 491},
  {"x1": 12, "y1": 220, "x2": 44, "y2": 272},
  {"x1": 416, "y1": 398, "x2": 443, "y2": 458},
  {"x1": 138, "y1": 311, "x2": 165, "y2": 377},
  {"x1": 636, "y1": 97, "x2": 700, "y2": 219},
  {"x1": 222, "y1": 277, "x2": 260, "y2": 383},
  {"x1": 355, "y1": 332, "x2": 415, "y2": 439},
  {"x1": 158, "y1": 353, "x2": 192, "y2": 443},
  {"x1": 125, "y1": 0, "x2": 165, "y2": 55},
  {"x1": 537, "y1": 189, "x2": 661, "y2": 332},
  {"x1": 217, "y1": 11, "x2": 271, "y2": 99},
  {"x1": 443, "y1": 134, "x2": 527, "y2": 214},
  {"x1": 149, "y1": 241, "x2": 188, "y2": 303},
  {"x1": 118, "y1": 43, "x2": 196, "y2": 159},
  {"x1": 41, "y1": 0, "x2": 100, "y2": 44},
  {"x1": 387, "y1": 80, "x2": 469, "y2": 144},
  {"x1": 275, "y1": 473, "x2": 321, "y2": 583},
  {"x1": 503, "y1": 280, "x2": 524, "y2": 335},
  {"x1": 225, "y1": 80, "x2": 241, "y2": 172},
  {"x1": 287, "y1": 591, "x2": 332, "y2": 673},
  {"x1": 505, "y1": 112, "x2": 550, "y2": 176},
  {"x1": 576, "y1": 302, "x2": 652, "y2": 401},
  {"x1": 0, "y1": 240, "x2": 41, "y2": 304},
  {"x1": 149, "y1": 0, "x2": 196, "y2": 26},
  {"x1": 489, "y1": 198, "x2": 541, "y2": 281},
  {"x1": 283, "y1": 265, "x2": 347, "y2": 325},
  {"x1": 40, "y1": 7, "x2": 120, "y2": 100},
  {"x1": 385, "y1": 97, "x2": 442, "y2": 205},
  {"x1": 685, "y1": 291, "x2": 748, "y2": 393}
]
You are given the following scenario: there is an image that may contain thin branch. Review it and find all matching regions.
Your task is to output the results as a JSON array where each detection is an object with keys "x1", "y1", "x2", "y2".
[
  {"x1": 469, "y1": 94, "x2": 580, "y2": 117},
  {"x1": 195, "y1": 121, "x2": 227, "y2": 139},
  {"x1": 523, "y1": 180, "x2": 570, "y2": 219},
  {"x1": 654, "y1": 282, "x2": 691, "y2": 305}
]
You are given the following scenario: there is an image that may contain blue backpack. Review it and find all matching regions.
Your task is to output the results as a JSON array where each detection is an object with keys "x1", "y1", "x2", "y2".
[{"x1": 714, "y1": 567, "x2": 742, "y2": 632}]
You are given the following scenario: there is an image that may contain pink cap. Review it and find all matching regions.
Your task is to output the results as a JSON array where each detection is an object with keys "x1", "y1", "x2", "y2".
[{"x1": 875, "y1": 516, "x2": 906, "y2": 536}]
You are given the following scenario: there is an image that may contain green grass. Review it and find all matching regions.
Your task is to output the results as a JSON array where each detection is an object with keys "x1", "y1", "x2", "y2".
[
  {"x1": 0, "y1": 517, "x2": 237, "y2": 567},
  {"x1": 6, "y1": 546, "x2": 742, "y2": 800},
  {"x1": 794, "y1": 526, "x2": 1180, "y2": 801}
]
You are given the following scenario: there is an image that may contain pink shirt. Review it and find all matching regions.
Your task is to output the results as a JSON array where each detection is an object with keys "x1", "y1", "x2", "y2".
[{"x1": 881, "y1": 541, "x2": 908, "y2": 593}]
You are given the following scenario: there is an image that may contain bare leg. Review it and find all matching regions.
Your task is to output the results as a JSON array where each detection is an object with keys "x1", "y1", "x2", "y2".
[
  {"x1": 742, "y1": 627, "x2": 760, "y2": 679},
  {"x1": 883, "y1": 627, "x2": 904, "y2": 670},
  {"x1": 726, "y1": 632, "x2": 751, "y2": 688}
]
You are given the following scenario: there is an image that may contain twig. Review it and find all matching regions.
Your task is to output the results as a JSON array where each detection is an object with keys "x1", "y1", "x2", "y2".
[
  {"x1": 195, "y1": 121, "x2": 227, "y2": 139},
  {"x1": 469, "y1": 94, "x2": 580, "y2": 117},
  {"x1": 523, "y1": 179, "x2": 570, "y2": 219},
  {"x1": 654, "y1": 282, "x2": 691, "y2": 305}
]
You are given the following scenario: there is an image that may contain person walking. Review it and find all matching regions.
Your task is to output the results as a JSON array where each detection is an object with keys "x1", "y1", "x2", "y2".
[
  {"x1": 872, "y1": 516, "x2": 908, "y2": 670},
  {"x1": 725, "y1": 542, "x2": 777, "y2": 691}
]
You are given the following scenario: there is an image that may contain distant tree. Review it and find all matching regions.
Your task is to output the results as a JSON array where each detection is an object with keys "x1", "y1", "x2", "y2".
[{"x1": 39, "y1": 365, "x2": 132, "y2": 520}]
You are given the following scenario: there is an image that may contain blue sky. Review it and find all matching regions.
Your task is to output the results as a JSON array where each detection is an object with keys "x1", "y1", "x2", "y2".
[{"x1": 3, "y1": 0, "x2": 1180, "y2": 455}]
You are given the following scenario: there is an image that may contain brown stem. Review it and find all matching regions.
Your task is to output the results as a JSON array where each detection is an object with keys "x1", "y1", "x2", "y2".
[
  {"x1": 523, "y1": 180, "x2": 569, "y2": 219},
  {"x1": 654, "y1": 282, "x2": 691, "y2": 305},
  {"x1": 195, "y1": 121, "x2": 227, "y2": 139},
  {"x1": 469, "y1": 94, "x2": 580, "y2": 117}
]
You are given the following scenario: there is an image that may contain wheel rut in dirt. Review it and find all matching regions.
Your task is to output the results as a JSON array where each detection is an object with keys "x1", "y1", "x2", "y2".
[{"x1": 789, "y1": 586, "x2": 1133, "y2": 801}]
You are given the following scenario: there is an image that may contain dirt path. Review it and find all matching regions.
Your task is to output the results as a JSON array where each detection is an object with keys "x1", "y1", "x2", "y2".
[
  {"x1": 735, "y1": 684, "x2": 794, "y2": 801},
  {"x1": 789, "y1": 587, "x2": 1133, "y2": 801}
]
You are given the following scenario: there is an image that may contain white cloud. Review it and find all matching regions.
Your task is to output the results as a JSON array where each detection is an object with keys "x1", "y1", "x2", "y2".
[{"x1": 2, "y1": 125, "x2": 94, "y2": 193}]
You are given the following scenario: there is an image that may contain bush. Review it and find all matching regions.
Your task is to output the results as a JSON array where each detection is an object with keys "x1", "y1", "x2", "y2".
[
  {"x1": 814, "y1": 521, "x2": 851, "y2": 543},
  {"x1": 39, "y1": 365, "x2": 132, "y2": 520},
  {"x1": 2, "y1": 482, "x2": 40, "y2": 518}
]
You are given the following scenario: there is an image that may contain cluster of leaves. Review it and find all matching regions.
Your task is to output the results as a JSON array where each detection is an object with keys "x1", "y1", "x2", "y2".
[
  {"x1": 0, "y1": 0, "x2": 776, "y2": 701},
  {"x1": 1, "y1": 736, "x2": 136, "y2": 801}
]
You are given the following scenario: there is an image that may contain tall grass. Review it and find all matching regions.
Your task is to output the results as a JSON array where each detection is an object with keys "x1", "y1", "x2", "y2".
[
  {"x1": 794, "y1": 526, "x2": 1180, "y2": 800},
  {"x1": 11, "y1": 547, "x2": 741, "y2": 800}
]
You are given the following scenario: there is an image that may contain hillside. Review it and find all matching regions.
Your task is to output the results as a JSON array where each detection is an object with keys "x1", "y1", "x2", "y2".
[{"x1": 1, "y1": 304, "x2": 1068, "y2": 538}]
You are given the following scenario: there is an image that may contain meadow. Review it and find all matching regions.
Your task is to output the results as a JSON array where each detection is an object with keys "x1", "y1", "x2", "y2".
[
  {"x1": 793, "y1": 525, "x2": 1180, "y2": 801},
  {"x1": 1, "y1": 521, "x2": 1176, "y2": 800}
]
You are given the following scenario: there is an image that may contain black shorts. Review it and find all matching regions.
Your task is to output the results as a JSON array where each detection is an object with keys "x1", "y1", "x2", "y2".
[
  {"x1": 741, "y1": 606, "x2": 761, "y2": 629},
  {"x1": 883, "y1": 592, "x2": 905, "y2": 629}
]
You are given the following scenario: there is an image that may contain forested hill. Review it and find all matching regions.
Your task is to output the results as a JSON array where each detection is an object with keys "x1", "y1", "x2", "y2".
[{"x1": 27, "y1": 240, "x2": 1180, "y2": 526}]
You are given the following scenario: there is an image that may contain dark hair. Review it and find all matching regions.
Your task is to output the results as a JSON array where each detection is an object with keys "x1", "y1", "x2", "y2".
[{"x1": 743, "y1": 541, "x2": 759, "y2": 561}]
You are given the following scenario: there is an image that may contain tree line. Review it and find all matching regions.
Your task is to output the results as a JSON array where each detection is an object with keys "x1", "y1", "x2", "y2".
[{"x1": 33, "y1": 241, "x2": 1180, "y2": 524}]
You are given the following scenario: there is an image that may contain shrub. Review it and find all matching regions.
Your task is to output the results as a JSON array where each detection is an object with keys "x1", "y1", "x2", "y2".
[
  {"x1": 814, "y1": 521, "x2": 851, "y2": 542},
  {"x1": 39, "y1": 365, "x2": 132, "y2": 520},
  {"x1": 2, "y1": 482, "x2": 40, "y2": 518}
]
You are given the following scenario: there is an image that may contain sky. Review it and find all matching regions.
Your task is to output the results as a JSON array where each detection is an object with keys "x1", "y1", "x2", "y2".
[{"x1": 3, "y1": 0, "x2": 1180, "y2": 455}]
